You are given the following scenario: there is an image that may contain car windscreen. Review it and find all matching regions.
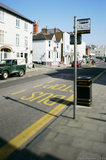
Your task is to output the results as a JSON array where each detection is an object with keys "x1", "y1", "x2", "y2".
[{"x1": 5, "y1": 60, "x2": 12, "y2": 65}]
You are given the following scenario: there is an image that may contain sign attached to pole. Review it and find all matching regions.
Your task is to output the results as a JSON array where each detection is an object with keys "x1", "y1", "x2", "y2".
[{"x1": 77, "y1": 18, "x2": 91, "y2": 34}]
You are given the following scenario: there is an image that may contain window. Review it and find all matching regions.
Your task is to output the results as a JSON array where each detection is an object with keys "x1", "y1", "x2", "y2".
[
  {"x1": 0, "y1": 10, "x2": 4, "y2": 22},
  {"x1": 57, "y1": 52, "x2": 58, "y2": 58},
  {"x1": 0, "y1": 30, "x2": 4, "y2": 43},
  {"x1": 21, "y1": 53, "x2": 23, "y2": 57},
  {"x1": 16, "y1": 18, "x2": 20, "y2": 28},
  {"x1": 25, "y1": 36, "x2": 28, "y2": 48},
  {"x1": 57, "y1": 43, "x2": 58, "y2": 48},
  {"x1": 67, "y1": 45, "x2": 69, "y2": 51},
  {"x1": 54, "y1": 47, "x2": 56, "y2": 52},
  {"x1": 12, "y1": 60, "x2": 17, "y2": 65},
  {"x1": 4, "y1": 53, "x2": 7, "y2": 58},
  {"x1": 49, "y1": 41, "x2": 51, "y2": 47},
  {"x1": 17, "y1": 53, "x2": 20, "y2": 57},
  {"x1": 16, "y1": 34, "x2": 19, "y2": 46},
  {"x1": 48, "y1": 51, "x2": 51, "y2": 58},
  {"x1": 24, "y1": 22, "x2": 28, "y2": 31}
]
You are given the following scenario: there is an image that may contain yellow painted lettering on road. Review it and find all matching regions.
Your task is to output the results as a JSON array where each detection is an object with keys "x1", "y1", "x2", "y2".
[
  {"x1": 20, "y1": 91, "x2": 44, "y2": 101},
  {"x1": 43, "y1": 84, "x2": 61, "y2": 89},
  {"x1": 49, "y1": 84, "x2": 62, "y2": 90},
  {"x1": 62, "y1": 85, "x2": 73, "y2": 93},
  {"x1": 43, "y1": 83, "x2": 73, "y2": 93},
  {"x1": 29, "y1": 92, "x2": 45, "y2": 102},
  {"x1": 37, "y1": 93, "x2": 54, "y2": 103},
  {"x1": 44, "y1": 95, "x2": 66, "y2": 106}
]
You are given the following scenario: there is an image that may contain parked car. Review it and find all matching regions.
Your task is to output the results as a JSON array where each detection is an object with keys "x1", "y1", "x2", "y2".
[
  {"x1": 71, "y1": 61, "x2": 82, "y2": 67},
  {"x1": 0, "y1": 58, "x2": 26, "y2": 80}
]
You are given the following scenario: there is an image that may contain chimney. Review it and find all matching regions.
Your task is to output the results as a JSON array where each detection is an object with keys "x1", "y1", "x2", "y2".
[
  {"x1": 42, "y1": 27, "x2": 48, "y2": 34},
  {"x1": 54, "y1": 28, "x2": 57, "y2": 34},
  {"x1": 33, "y1": 20, "x2": 38, "y2": 34}
]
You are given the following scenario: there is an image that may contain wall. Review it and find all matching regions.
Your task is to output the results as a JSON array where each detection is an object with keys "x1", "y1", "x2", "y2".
[
  {"x1": 33, "y1": 40, "x2": 46, "y2": 63},
  {"x1": 0, "y1": 9, "x2": 33, "y2": 65},
  {"x1": 32, "y1": 36, "x2": 61, "y2": 66}
]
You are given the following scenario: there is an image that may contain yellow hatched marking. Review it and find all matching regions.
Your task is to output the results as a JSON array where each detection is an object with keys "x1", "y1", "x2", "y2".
[
  {"x1": 0, "y1": 94, "x2": 73, "y2": 160},
  {"x1": 11, "y1": 90, "x2": 26, "y2": 95}
]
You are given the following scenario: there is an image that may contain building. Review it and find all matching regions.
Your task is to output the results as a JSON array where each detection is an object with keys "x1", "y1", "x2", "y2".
[
  {"x1": 33, "y1": 32, "x2": 62, "y2": 66},
  {"x1": 63, "y1": 32, "x2": 86, "y2": 64},
  {"x1": 63, "y1": 32, "x2": 71, "y2": 64},
  {"x1": 0, "y1": 2, "x2": 33, "y2": 66},
  {"x1": 33, "y1": 26, "x2": 63, "y2": 66},
  {"x1": 33, "y1": 24, "x2": 86, "y2": 65},
  {"x1": 94, "y1": 45, "x2": 106, "y2": 58},
  {"x1": 86, "y1": 45, "x2": 106, "y2": 58}
]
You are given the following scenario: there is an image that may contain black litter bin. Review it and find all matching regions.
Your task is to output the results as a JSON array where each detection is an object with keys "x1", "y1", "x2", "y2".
[{"x1": 77, "y1": 76, "x2": 92, "y2": 106}]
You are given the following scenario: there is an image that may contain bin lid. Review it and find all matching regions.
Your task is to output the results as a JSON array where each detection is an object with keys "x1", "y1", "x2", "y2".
[{"x1": 77, "y1": 76, "x2": 92, "y2": 80}]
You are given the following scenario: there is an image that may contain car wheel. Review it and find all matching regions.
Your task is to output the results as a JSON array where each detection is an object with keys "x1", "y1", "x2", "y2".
[
  {"x1": 2, "y1": 71, "x2": 8, "y2": 80},
  {"x1": 19, "y1": 69, "x2": 24, "y2": 77}
]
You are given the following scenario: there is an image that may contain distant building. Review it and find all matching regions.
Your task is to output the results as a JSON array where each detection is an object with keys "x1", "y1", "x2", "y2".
[
  {"x1": 63, "y1": 32, "x2": 71, "y2": 64},
  {"x1": 94, "y1": 45, "x2": 106, "y2": 57},
  {"x1": 33, "y1": 27, "x2": 63, "y2": 66},
  {"x1": 86, "y1": 45, "x2": 106, "y2": 58},
  {"x1": 86, "y1": 46, "x2": 90, "y2": 57},
  {"x1": 33, "y1": 24, "x2": 86, "y2": 65},
  {"x1": 33, "y1": 32, "x2": 62, "y2": 66},
  {"x1": 0, "y1": 2, "x2": 33, "y2": 66}
]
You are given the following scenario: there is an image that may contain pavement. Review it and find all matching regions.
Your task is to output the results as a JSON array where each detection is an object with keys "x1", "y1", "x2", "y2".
[
  {"x1": 26, "y1": 64, "x2": 68, "y2": 75},
  {"x1": 13, "y1": 64, "x2": 106, "y2": 160}
]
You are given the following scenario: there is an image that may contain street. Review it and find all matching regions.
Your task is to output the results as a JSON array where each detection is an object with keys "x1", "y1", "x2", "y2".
[{"x1": 0, "y1": 62, "x2": 106, "y2": 160}]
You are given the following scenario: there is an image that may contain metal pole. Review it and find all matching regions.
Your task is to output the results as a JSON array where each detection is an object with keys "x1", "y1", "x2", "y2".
[{"x1": 73, "y1": 16, "x2": 77, "y2": 119}]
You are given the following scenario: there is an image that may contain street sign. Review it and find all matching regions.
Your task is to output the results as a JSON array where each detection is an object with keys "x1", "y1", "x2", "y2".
[
  {"x1": 70, "y1": 34, "x2": 82, "y2": 44},
  {"x1": 77, "y1": 18, "x2": 91, "y2": 34}
]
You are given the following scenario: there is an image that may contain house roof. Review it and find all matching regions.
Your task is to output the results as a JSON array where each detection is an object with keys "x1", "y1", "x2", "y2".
[
  {"x1": 40, "y1": 28, "x2": 63, "y2": 42},
  {"x1": 33, "y1": 33, "x2": 54, "y2": 41},
  {"x1": 0, "y1": 2, "x2": 33, "y2": 23},
  {"x1": 47, "y1": 28, "x2": 63, "y2": 34},
  {"x1": 55, "y1": 32, "x2": 63, "y2": 42}
]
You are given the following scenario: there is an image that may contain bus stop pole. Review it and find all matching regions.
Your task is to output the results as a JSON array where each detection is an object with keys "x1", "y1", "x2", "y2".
[{"x1": 73, "y1": 16, "x2": 77, "y2": 119}]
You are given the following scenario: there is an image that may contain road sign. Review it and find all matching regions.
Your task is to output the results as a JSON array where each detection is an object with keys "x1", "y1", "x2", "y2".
[{"x1": 77, "y1": 18, "x2": 91, "y2": 34}]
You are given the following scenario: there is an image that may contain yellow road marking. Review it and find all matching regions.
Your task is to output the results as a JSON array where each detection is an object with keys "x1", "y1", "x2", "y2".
[
  {"x1": 33, "y1": 84, "x2": 42, "y2": 88},
  {"x1": 47, "y1": 80, "x2": 55, "y2": 83},
  {"x1": 11, "y1": 90, "x2": 26, "y2": 95},
  {"x1": 44, "y1": 95, "x2": 66, "y2": 106},
  {"x1": 37, "y1": 93, "x2": 54, "y2": 103},
  {"x1": 92, "y1": 70, "x2": 106, "y2": 82},
  {"x1": 43, "y1": 83, "x2": 72, "y2": 92},
  {"x1": 0, "y1": 94, "x2": 73, "y2": 160},
  {"x1": 20, "y1": 91, "x2": 43, "y2": 101}
]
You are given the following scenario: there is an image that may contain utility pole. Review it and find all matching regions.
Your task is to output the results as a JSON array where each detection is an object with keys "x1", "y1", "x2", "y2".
[{"x1": 73, "y1": 16, "x2": 77, "y2": 119}]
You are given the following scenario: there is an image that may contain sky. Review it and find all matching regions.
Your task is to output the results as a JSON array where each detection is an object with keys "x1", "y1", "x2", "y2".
[{"x1": 0, "y1": 0, "x2": 106, "y2": 45}]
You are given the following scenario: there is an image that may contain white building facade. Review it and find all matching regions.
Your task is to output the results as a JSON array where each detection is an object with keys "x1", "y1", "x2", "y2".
[
  {"x1": 0, "y1": 2, "x2": 33, "y2": 66},
  {"x1": 63, "y1": 32, "x2": 71, "y2": 64},
  {"x1": 63, "y1": 32, "x2": 86, "y2": 64},
  {"x1": 94, "y1": 45, "x2": 106, "y2": 57},
  {"x1": 33, "y1": 33, "x2": 62, "y2": 66}
]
